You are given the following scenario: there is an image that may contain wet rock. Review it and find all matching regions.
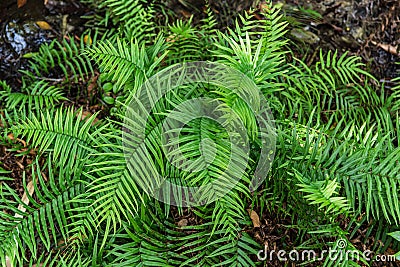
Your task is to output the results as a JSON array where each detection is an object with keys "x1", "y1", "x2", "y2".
[
  {"x1": 350, "y1": 26, "x2": 364, "y2": 41},
  {"x1": 4, "y1": 20, "x2": 49, "y2": 54},
  {"x1": 290, "y1": 28, "x2": 320, "y2": 44},
  {"x1": 0, "y1": 0, "x2": 89, "y2": 87}
]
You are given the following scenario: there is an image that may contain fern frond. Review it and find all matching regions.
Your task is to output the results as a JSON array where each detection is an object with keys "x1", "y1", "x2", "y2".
[
  {"x1": 282, "y1": 49, "x2": 380, "y2": 126},
  {"x1": 228, "y1": 3, "x2": 288, "y2": 52},
  {"x1": 21, "y1": 36, "x2": 94, "y2": 83},
  {"x1": 206, "y1": 233, "x2": 260, "y2": 267},
  {"x1": 98, "y1": 0, "x2": 156, "y2": 42},
  {"x1": 0, "y1": 159, "x2": 86, "y2": 266},
  {"x1": 11, "y1": 107, "x2": 99, "y2": 177},
  {"x1": 84, "y1": 36, "x2": 167, "y2": 92},
  {"x1": 165, "y1": 18, "x2": 206, "y2": 64},
  {"x1": 278, "y1": 114, "x2": 400, "y2": 224},
  {"x1": 296, "y1": 172, "x2": 350, "y2": 217},
  {"x1": 105, "y1": 201, "x2": 260, "y2": 267},
  {"x1": 0, "y1": 80, "x2": 67, "y2": 112},
  {"x1": 214, "y1": 32, "x2": 287, "y2": 88}
]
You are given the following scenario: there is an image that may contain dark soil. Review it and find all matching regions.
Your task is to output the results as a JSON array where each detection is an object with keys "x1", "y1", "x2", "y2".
[
  {"x1": 0, "y1": 0, "x2": 90, "y2": 89},
  {"x1": 281, "y1": 0, "x2": 400, "y2": 82},
  {"x1": 1, "y1": 0, "x2": 400, "y2": 266},
  {"x1": 0, "y1": 141, "x2": 34, "y2": 198},
  {"x1": 1, "y1": 0, "x2": 399, "y2": 87}
]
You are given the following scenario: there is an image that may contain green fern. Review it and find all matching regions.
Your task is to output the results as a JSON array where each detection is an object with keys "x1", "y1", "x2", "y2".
[
  {"x1": 0, "y1": 80, "x2": 67, "y2": 112},
  {"x1": 84, "y1": 36, "x2": 167, "y2": 92},
  {"x1": 11, "y1": 107, "x2": 99, "y2": 178},
  {"x1": 1, "y1": 1, "x2": 400, "y2": 266},
  {"x1": 0, "y1": 158, "x2": 86, "y2": 265},
  {"x1": 295, "y1": 172, "x2": 350, "y2": 217},
  {"x1": 82, "y1": 0, "x2": 156, "y2": 43},
  {"x1": 20, "y1": 36, "x2": 94, "y2": 83}
]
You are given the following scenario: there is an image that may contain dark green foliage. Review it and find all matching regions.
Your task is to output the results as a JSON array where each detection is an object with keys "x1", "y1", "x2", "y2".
[
  {"x1": 20, "y1": 36, "x2": 94, "y2": 83},
  {"x1": 165, "y1": 6, "x2": 217, "y2": 64},
  {"x1": 81, "y1": 0, "x2": 156, "y2": 42},
  {"x1": 0, "y1": 1, "x2": 400, "y2": 266},
  {"x1": 0, "y1": 81, "x2": 67, "y2": 112},
  {"x1": 84, "y1": 36, "x2": 167, "y2": 92}
]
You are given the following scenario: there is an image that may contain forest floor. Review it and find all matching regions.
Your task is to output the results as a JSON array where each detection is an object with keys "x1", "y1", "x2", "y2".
[{"x1": 0, "y1": 0, "x2": 399, "y2": 266}]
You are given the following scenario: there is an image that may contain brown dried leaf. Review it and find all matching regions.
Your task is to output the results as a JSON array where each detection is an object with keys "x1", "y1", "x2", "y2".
[
  {"x1": 166, "y1": 35, "x2": 176, "y2": 43},
  {"x1": 44, "y1": 0, "x2": 48, "y2": 5},
  {"x1": 247, "y1": 209, "x2": 261, "y2": 228},
  {"x1": 41, "y1": 172, "x2": 48, "y2": 182},
  {"x1": 83, "y1": 35, "x2": 92, "y2": 45},
  {"x1": 372, "y1": 41, "x2": 399, "y2": 57},
  {"x1": 14, "y1": 180, "x2": 35, "y2": 218},
  {"x1": 8, "y1": 134, "x2": 28, "y2": 148},
  {"x1": 17, "y1": 138, "x2": 27, "y2": 147},
  {"x1": 16, "y1": 161, "x2": 24, "y2": 169},
  {"x1": 17, "y1": 0, "x2": 27, "y2": 8},
  {"x1": 260, "y1": 3, "x2": 270, "y2": 12},
  {"x1": 177, "y1": 219, "x2": 188, "y2": 227},
  {"x1": 80, "y1": 111, "x2": 99, "y2": 125},
  {"x1": 179, "y1": 9, "x2": 192, "y2": 19},
  {"x1": 378, "y1": 43, "x2": 398, "y2": 56},
  {"x1": 87, "y1": 74, "x2": 98, "y2": 96},
  {"x1": 36, "y1": 21, "x2": 52, "y2": 30}
]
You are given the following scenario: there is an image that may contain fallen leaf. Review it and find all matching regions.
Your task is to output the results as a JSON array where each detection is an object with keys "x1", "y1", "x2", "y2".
[
  {"x1": 177, "y1": 219, "x2": 188, "y2": 227},
  {"x1": 211, "y1": 7, "x2": 219, "y2": 14},
  {"x1": 254, "y1": 231, "x2": 265, "y2": 243},
  {"x1": 61, "y1": 15, "x2": 68, "y2": 36},
  {"x1": 44, "y1": 0, "x2": 48, "y2": 4},
  {"x1": 166, "y1": 34, "x2": 176, "y2": 43},
  {"x1": 247, "y1": 209, "x2": 261, "y2": 228},
  {"x1": 36, "y1": 21, "x2": 52, "y2": 30},
  {"x1": 14, "y1": 180, "x2": 35, "y2": 218},
  {"x1": 17, "y1": 0, "x2": 27, "y2": 8},
  {"x1": 8, "y1": 134, "x2": 27, "y2": 147},
  {"x1": 87, "y1": 73, "x2": 99, "y2": 96},
  {"x1": 41, "y1": 172, "x2": 48, "y2": 182},
  {"x1": 16, "y1": 161, "x2": 24, "y2": 169},
  {"x1": 179, "y1": 9, "x2": 192, "y2": 19},
  {"x1": 7, "y1": 176, "x2": 35, "y2": 266},
  {"x1": 80, "y1": 111, "x2": 99, "y2": 125},
  {"x1": 372, "y1": 41, "x2": 399, "y2": 57},
  {"x1": 83, "y1": 35, "x2": 92, "y2": 45},
  {"x1": 17, "y1": 138, "x2": 26, "y2": 147},
  {"x1": 260, "y1": 3, "x2": 270, "y2": 12}
]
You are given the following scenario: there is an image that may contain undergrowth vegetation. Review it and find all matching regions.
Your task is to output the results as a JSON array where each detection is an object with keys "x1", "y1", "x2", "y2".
[{"x1": 0, "y1": 0, "x2": 400, "y2": 266}]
